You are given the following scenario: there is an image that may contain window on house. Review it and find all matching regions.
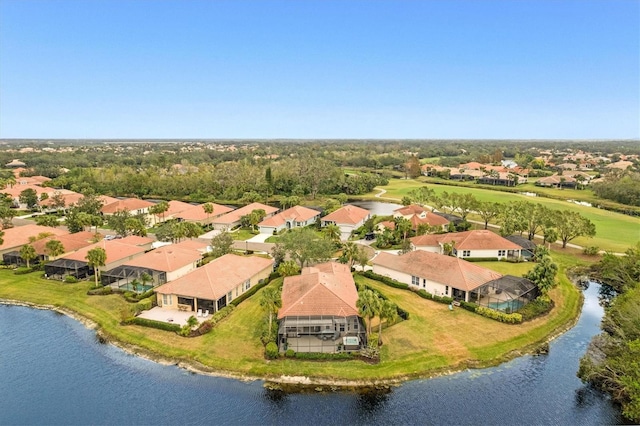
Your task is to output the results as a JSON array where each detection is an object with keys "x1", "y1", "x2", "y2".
[
  {"x1": 498, "y1": 250, "x2": 506, "y2": 256},
  {"x1": 162, "y1": 294, "x2": 171, "y2": 305},
  {"x1": 462, "y1": 250, "x2": 470, "y2": 257},
  {"x1": 445, "y1": 286, "x2": 449, "y2": 295},
  {"x1": 339, "y1": 324, "x2": 345, "y2": 332},
  {"x1": 243, "y1": 279, "x2": 251, "y2": 291},
  {"x1": 227, "y1": 291, "x2": 232, "y2": 301},
  {"x1": 411, "y1": 276, "x2": 420, "y2": 286}
]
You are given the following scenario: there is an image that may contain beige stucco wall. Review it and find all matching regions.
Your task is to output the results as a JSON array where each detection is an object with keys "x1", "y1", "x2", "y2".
[{"x1": 372, "y1": 264, "x2": 450, "y2": 297}]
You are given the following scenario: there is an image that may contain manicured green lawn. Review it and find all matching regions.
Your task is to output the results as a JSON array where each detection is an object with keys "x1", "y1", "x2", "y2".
[
  {"x1": 231, "y1": 228, "x2": 259, "y2": 241},
  {"x1": 355, "y1": 178, "x2": 640, "y2": 253},
  {"x1": 0, "y1": 257, "x2": 584, "y2": 382}
]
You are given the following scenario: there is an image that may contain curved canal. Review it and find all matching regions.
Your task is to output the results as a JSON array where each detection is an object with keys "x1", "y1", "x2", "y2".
[{"x1": 0, "y1": 283, "x2": 623, "y2": 425}]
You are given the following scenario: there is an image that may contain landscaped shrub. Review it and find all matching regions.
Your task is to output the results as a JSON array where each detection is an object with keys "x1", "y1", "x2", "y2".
[
  {"x1": 87, "y1": 286, "x2": 113, "y2": 295},
  {"x1": 229, "y1": 280, "x2": 270, "y2": 307},
  {"x1": 285, "y1": 349, "x2": 295, "y2": 358},
  {"x1": 209, "y1": 305, "x2": 235, "y2": 326},
  {"x1": 265, "y1": 342, "x2": 279, "y2": 359},
  {"x1": 293, "y1": 352, "x2": 355, "y2": 360},
  {"x1": 415, "y1": 289, "x2": 454, "y2": 305},
  {"x1": 517, "y1": 298, "x2": 553, "y2": 321},
  {"x1": 14, "y1": 267, "x2": 35, "y2": 275},
  {"x1": 463, "y1": 257, "x2": 499, "y2": 262},
  {"x1": 64, "y1": 275, "x2": 79, "y2": 283},
  {"x1": 459, "y1": 301, "x2": 477, "y2": 313},
  {"x1": 135, "y1": 297, "x2": 154, "y2": 312},
  {"x1": 361, "y1": 271, "x2": 409, "y2": 290},
  {"x1": 475, "y1": 306, "x2": 523, "y2": 324},
  {"x1": 583, "y1": 246, "x2": 600, "y2": 256},
  {"x1": 128, "y1": 317, "x2": 181, "y2": 332}
]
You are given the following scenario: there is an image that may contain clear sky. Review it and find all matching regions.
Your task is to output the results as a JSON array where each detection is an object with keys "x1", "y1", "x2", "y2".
[{"x1": 1, "y1": 0, "x2": 638, "y2": 139}]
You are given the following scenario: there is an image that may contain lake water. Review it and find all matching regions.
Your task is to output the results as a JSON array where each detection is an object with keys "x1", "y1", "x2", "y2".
[{"x1": 0, "y1": 283, "x2": 623, "y2": 425}]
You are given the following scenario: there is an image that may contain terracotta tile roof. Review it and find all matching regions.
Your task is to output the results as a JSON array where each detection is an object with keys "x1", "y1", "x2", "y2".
[
  {"x1": 537, "y1": 175, "x2": 576, "y2": 185},
  {"x1": 258, "y1": 205, "x2": 320, "y2": 227},
  {"x1": 278, "y1": 262, "x2": 360, "y2": 319},
  {"x1": 0, "y1": 224, "x2": 68, "y2": 250},
  {"x1": 372, "y1": 251, "x2": 502, "y2": 292},
  {"x1": 117, "y1": 235, "x2": 154, "y2": 246},
  {"x1": 155, "y1": 253, "x2": 274, "y2": 300},
  {"x1": 174, "y1": 203, "x2": 235, "y2": 221},
  {"x1": 394, "y1": 204, "x2": 427, "y2": 216},
  {"x1": 164, "y1": 200, "x2": 196, "y2": 217},
  {"x1": 394, "y1": 204, "x2": 449, "y2": 228},
  {"x1": 379, "y1": 220, "x2": 395, "y2": 230},
  {"x1": 410, "y1": 230, "x2": 521, "y2": 251},
  {"x1": 213, "y1": 202, "x2": 279, "y2": 225},
  {"x1": 62, "y1": 239, "x2": 148, "y2": 264},
  {"x1": 171, "y1": 239, "x2": 210, "y2": 254},
  {"x1": 322, "y1": 205, "x2": 370, "y2": 225},
  {"x1": 30, "y1": 231, "x2": 96, "y2": 255},
  {"x1": 1, "y1": 184, "x2": 57, "y2": 198},
  {"x1": 123, "y1": 245, "x2": 202, "y2": 272},
  {"x1": 101, "y1": 198, "x2": 155, "y2": 214}
]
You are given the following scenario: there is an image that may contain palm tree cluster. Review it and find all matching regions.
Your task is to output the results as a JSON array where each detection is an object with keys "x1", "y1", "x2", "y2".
[{"x1": 356, "y1": 288, "x2": 399, "y2": 346}]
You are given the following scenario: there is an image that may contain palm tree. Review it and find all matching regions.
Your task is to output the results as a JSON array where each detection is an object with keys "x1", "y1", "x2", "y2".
[
  {"x1": 140, "y1": 272, "x2": 153, "y2": 289},
  {"x1": 394, "y1": 217, "x2": 412, "y2": 241},
  {"x1": 86, "y1": 247, "x2": 107, "y2": 288},
  {"x1": 378, "y1": 300, "x2": 398, "y2": 346},
  {"x1": 323, "y1": 223, "x2": 341, "y2": 242},
  {"x1": 130, "y1": 278, "x2": 140, "y2": 294},
  {"x1": 356, "y1": 289, "x2": 381, "y2": 337},
  {"x1": 44, "y1": 239, "x2": 65, "y2": 260},
  {"x1": 203, "y1": 203, "x2": 214, "y2": 221},
  {"x1": 260, "y1": 287, "x2": 282, "y2": 340},
  {"x1": 19, "y1": 244, "x2": 37, "y2": 268},
  {"x1": 341, "y1": 242, "x2": 358, "y2": 268}
]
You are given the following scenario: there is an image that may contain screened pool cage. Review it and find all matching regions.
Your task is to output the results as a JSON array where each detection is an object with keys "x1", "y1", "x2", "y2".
[
  {"x1": 3, "y1": 251, "x2": 46, "y2": 267},
  {"x1": 277, "y1": 315, "x2": 367, "y2": 354},
  {"x1": 100, "y1": 265, "x2": 166, "y2": 292},
  {"x1": 44, "y1": 259, "x2": 91, "y2": 280},
  {"x1": 470, "y1": 276, "x2": 540, "y2": 313}
]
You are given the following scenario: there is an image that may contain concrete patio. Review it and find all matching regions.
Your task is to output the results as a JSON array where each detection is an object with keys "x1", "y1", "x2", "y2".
[{"x1": 137, "y1": 306, "x2": 210, "y2": 327}]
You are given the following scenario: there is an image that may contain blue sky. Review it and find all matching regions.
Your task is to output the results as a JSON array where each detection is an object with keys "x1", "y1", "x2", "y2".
[{"x1": 1, "y1": 0, "x2": 638, "y2": 139}]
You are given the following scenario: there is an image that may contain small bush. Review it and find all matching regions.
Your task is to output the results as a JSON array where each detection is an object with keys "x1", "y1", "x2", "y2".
[
  {"x1": 583, "y1": 246, "x2": 600, "y2": 256},
  {"x1": 14, "y1": 267, "x2": 35, "y2": 275},
  {"x1": 475, "y1": 306, "x2": 523, "y2": 324},
  {"x1": 265, "y1": 342, "x2": 279, "y2": 359},
  {"x1": 285, "y1": 349, "x2": 295, "y2": 358},
  {"x1": 517, "y1": 298, "x2": 553, "y2": 321},
  {"x1": 463, "y1": 257, "x2": 499, "y2": 262},
  {"x1": 459, "y1": 301, "x2": 477, "y2": 313},
  {"x1": 128, "y1": 317, "x2": 181, "y2": 332},
  {"x1": 135, "y1": 297, "x2": 153, "y2": 312},
  {"x1": 87, "y1": 286, "x2": 112, "y2": 295},
  {"x1": 64, "y1": 275, "x2": 79, "y2": 283},
  {"x1": 415, "y1": 289, "x2": 453, "y2": 305}
]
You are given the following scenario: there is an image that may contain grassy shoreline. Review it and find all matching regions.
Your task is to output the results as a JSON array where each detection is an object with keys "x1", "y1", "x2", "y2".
[{"x1": 0, "y1": 252, "x2": 585, "y2": 386}]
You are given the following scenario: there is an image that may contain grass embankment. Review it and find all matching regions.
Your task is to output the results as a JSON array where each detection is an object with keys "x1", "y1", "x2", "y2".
[
  {"x1": 352, "y1": 178, "x2": 640, "y2": 253},
  {"x1": 0, "y1": 250, "x2": 585, "y2": 383}
]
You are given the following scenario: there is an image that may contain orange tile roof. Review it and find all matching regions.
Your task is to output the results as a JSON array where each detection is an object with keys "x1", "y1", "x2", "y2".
[
  {"x1": 1, "y1": 184, "x2": 56, "y2": 198},
  {"x1": 394, "y1": 204, "x2": 449, "y2": 228},
  {"x1": 123, "y1": 245, "x2": 202, "y2": 272},
  {"x1": 155, "y1": 254, "x2": 273, "y2": 300},
  {"x1": 410, "y1": 230, "x2": 521, "y2": 251},
  {"x1": 278, "y1": 262, "x2": 360, "y2": 319},
  {"x1": 173, "y1": 203, "x2": 234, "y2": 221},
  {"x1": 0, "y1": 224, "x2": 68, "y2": 251},
  {"x1": 322, "y1": 205, "x2": 370, "y2": 225},
  {"x1": 117, "y1": 235, "x2": 154, "y2": 246},
  {"x1": 171, "y1": 239, "x2": 210, "y2": 253},
  {"x1": 63, "y1": 239, "x2": 148, "y2": 264},
  {"x1": 258, "y1": 205, "x2": 320, "y2": 227},
  {"x1": 164, "y1": 200, "x2": 196, "y2": 217},
  {"x1": 101, "y1": 198, "x2": 155, "y2": 214},
  {"x1": 213, "y1": 202, "x2": 278, "y2": 225},
  {"x1": 30, "y1": 231, "x2": 96, "y2": 255},
  {"x1": 373, "y1": 251, "x2": 502, "y2": 292}
]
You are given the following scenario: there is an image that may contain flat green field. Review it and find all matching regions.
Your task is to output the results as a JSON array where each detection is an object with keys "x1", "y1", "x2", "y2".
[
  {"x1": 361, "y1": 178, "x2": 640, "y2": 253},
  {"x1": 0, "y1": 253, "x2": 582, "y2": 382}
]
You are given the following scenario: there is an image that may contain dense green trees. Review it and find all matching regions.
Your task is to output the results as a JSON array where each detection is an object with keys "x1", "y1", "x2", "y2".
[
  {"x1": 579, "y1": 245, "x2": 640, "y2": 422},
  {"x1": 274, "y1": 227, "x2": 334, "y2": 268},
  {"x1": 210, "y1": 230, "x2": 234, "y2": 258},
  {"x1": 592, "y1": 170, "x2": 640, "y2": 206},
  {"x1": 19, "y1": 188, "x2": 38, "y2": 209}
]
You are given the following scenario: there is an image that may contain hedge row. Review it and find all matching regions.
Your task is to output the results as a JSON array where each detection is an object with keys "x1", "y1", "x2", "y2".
[
  {"x1": 128, "y1": 317, "x2": 181, "y2": 332},
  {"x1": 135, "y1": 296, "x2": 154, "y2": 312},
  {"x1": 229, "y1": 279, "x2": 269, "y2": 307},
  {"x1": 361, "y1": 271, "x2": 409, "y2": 290},
  {"x1": 475, "y1": 306, "x2": 523, "y2": 324},
  {"x1": 463, "y1": 257, "x2": 499, "y2": 262},
  {"x1": 414, "y1": 289, "x2": 454, "y2": 305}
]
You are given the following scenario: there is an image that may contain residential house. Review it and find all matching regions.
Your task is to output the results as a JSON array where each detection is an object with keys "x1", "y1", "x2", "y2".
[
  {"x1": 0, "y1": 224, "x2": 69, "y2": 260},
  {"x1": 503, "y1": 235, "x2": 537, "y2": 260},
  {"x1": 372, "y1": 250, "x2": 502, "y2": 302},
  {"x1": 321, "y1": 204, "x2": 370, "y2": 240},
  {"x1": 277, "y1": 262, "x2": 366, "y2": 353},
  {"x1": 258, "y1": 205, "x2": 321, "y2": 234},
  {"x1": 393, "y1": 204, "x2": 449, "y2": 231},
  {"x1": 536, "y1": 175, "x2": 577, "y2": 189},
  {"x1": 5, "y1": 159, "x2": 26, "y2": 168},
  {"x1": 154, "y1": 253, "x2": 273, "y2": 314},
  {"x1": 211, "y1": 202, "x2": 279, "y2": 230},
  {"x1": 410, "y1": 230, "x2": 522, "y2": 260},
  {"x1": 101, "y1": 198, "x2": 155, "y2": 217},
  {"x1": 101, "y1": 239, "x2": 207, "y2": 290},
  {"x1": 44, "y1": 236, "x2": 153, "y2": 280},
  {"x1": 173, "y1": 202, "x2": 235, "y2": 226}
]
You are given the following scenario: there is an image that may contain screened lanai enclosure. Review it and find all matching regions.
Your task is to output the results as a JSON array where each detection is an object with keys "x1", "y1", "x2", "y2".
[
  {"x1": 3, "y1": 251, "x2": 46, "y2": 267},
  {"x1": 44, "y1": 259, "x2": 91, "y2": 280},
  {"x1": 101, "y1": 265, "x2": 166, "y2": 292},
  {"x1": 470, "y1": 276, "x2": 540, "y2": 313},
  {"x1": 277, "y1": 315, "x2": 367, "y2": 353}
]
